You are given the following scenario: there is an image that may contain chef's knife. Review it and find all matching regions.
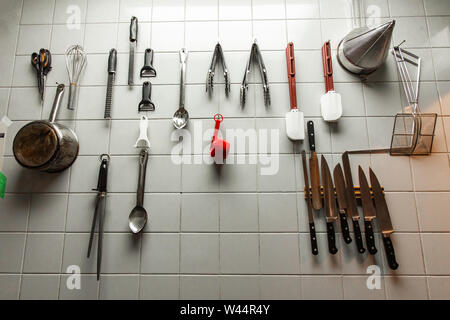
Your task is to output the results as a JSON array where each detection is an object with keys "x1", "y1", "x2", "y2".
[
  {"x1": 370, "y1": 168, "x2": 399, "y2": 270},
  {"x1": 342, "y1": 152, "x2": 365, "y2": 254},
  {"x1": 321, "y1": 155, "x2": 338, "y2": 255},
  {"x1": 333, "y1": 163, "x2": 352, "y2": 244},
  {"x1": 307, "y1": 121, "x2": 322, "y2": 210},
  {"x1": 128, "y1": 16, "x2": 138, "y2": 86},
  {"x1": 358, "y1": 166, "x2": 378, "y2": 255},
  {"x1": 301, "y1": 151, "x2": 319, "y2": 255},
  {"x1": 105, "y1": 48, "x2": 117, "y2": 119}
]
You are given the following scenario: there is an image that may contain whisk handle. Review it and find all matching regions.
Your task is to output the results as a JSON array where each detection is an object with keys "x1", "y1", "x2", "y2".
[{"x1": 67, "y1": 83, "x2": 78, "y2": 110}]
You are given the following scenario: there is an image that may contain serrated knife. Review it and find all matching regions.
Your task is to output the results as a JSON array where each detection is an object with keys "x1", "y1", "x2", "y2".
[
  {"x1": 342, "y1": 152, "x2": 365, "y2": 254},
  {"x1": 370, "y1": 168, "x2": 399, "y2": 270},
  {"x1": 358, "y1": 166, "x2": 378, "y2": 255},
  {"x1": 333, "y1": 163, "x2": 352, "y2": 244},
  {"x1": 104, "y1": 48, "x2": 117, "y2": 119},
  {"x1": 321, "y1": 155, "x2": 338, "y2": 255},
  {"x1": 307, "y1": 121, "x2": 322, "y2": 210},
  {"x1": 128, "y1": 16, "x2": 138, "y2": 86},
  {"x1": 301, "y1": 151, "x2": 319, "y2": 255}
]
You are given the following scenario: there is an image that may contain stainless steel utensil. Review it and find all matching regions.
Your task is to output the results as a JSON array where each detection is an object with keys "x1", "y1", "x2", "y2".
[
  {"x1": 65, "y1": 44, "x2": 87, "y2": 110},
  {"x1": 358, "y1": 166, "x2": 378, "y2": 255},
  {"x1": 128, "y1": 16, "x2": 138, "y2": 86},
  {"x1": 104, "y1": 48, "x2": 117, "y2": 119},
  {"x1": 129, "y1": 149, "x2": 149, "y2": 234},
  {"x1": 321, "y1": 155, "x2": 338, "y2": 255},
  {"x1": 307, "y1": 121, "x2": 322, "y2": 210},
  {"x1": 172, "y1": 48, "x2": 189, "y2": 129},
  {"x1": 206, "y1": 42, "x2": 230, "y2": 97},
  {"x1": 333, "y1": 164, "x2": 352, "y2": 244}
]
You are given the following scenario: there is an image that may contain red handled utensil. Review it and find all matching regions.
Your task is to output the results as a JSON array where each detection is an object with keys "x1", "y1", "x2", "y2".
[
  {"x1": 210, "y1": 114, "x2": 230, "y2": 162},
  {"x1": 320, "y1": 41, "x2": 342, "y2": 122}
]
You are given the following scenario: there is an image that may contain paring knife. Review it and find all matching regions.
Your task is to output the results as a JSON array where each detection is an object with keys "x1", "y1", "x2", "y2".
[
  {"x1": 342, "y1": 152, "x2": 366, "y2": 254},
  {"x1": 307, "y1": 121, "x2": 322, "y2": 210},
  {"x1": 333, "y1": 164, "x2": 352, "y2": 244},
  {"x1": 358, "y1": 166, "x2": 378, "y2": 255},
  {"x1": 105, "y1": 48, "x2": 117, "y2": 119},
  {"x1": 321, "y1": 155, "x2": 338, "y2": 255},
  {"x1": 370, "y1": 168, "x2": 399, "y2": 270},
  {"x1": 301, "y1": 151, "x2": 319, "y2": 255},
  {"x1": 128, "y1": 16, "x2": 138, "y2": 86}
]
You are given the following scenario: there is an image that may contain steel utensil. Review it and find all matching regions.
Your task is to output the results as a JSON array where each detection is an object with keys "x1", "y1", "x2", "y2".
[
  {"x1": 134, "y1": 115, "x2": 150, "y2": 149},
  {"x1": 31, "y1": 48, "x2": 52, "y2": 103},
  {"x1": 138, "y1": 81, "x2": 155, "y2": 112},
  {"x1": 370, "y1": 168, "x2": 399, "y2": 270},
  {"x1": 140, "y1": 48, "x2": 157, "y2": 78},
  {"x1": 206, "y1": 43, "x2": 230, "y2": 97},
  {"x1": 172, "y1": 48, "x2": 189, "y2": 129},
  {"x1": 285, "y1": 42, "x2": 304, "y2": 141},
  {"x1": 342, "y1": 152, "x2": 366, "y2": 254},
  {"x1": 321, "y1": 41, "x2": 342, "y2": 122},
  {"x1": 301, "y1": 151, "x2": 319, "y2": 255},
  {"x1": 129, "y1": 149, "x2": 149, "y2": 234},
  {"x1": 65, "y1": 45, "x2": 87, "y2": 110},
  {"x1": 333, "y1": 164, "x2": 352, "y2": 244},
  {"x1": 104, "y1": 49, "x2": 117, "y2": 119},
  {"x1": 321, "y1": 155, "x2": 338, "y2": 255},
  {"x1": 358, "y1": 166, "x2": 378, "y2": 255},
  {"x1": 307, "y1": 121, "x2": 322, "y2": 210},
  {"x1": 128, "y1": 16, "x2": 138, "y2": 85},
  {"x1": 87, "y1": 154, "x2": 109, "y2": 281}
]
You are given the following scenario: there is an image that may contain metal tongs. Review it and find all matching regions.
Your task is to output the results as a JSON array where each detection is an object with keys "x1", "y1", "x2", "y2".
[
  {"x1": 206, "y1": 43, "x2": 230, "y2": 96},
  {"x1": 240, "y1": 40, "x2": 270, "y2": 107},
  {"x1": 88, "y1": 154, "x2": 110, "y2": 281}
]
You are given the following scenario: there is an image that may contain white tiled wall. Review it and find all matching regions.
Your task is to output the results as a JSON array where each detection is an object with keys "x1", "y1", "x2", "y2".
[{"x1": 0, "y1": 0, "x2": 449, "y2": 300}]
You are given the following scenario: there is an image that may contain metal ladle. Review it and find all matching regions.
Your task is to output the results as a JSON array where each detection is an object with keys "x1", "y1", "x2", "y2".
[
  {"x1": 172, "y1": 48, "x2": 189, "y2": 129},
  {"x1": 128, "y1": 149, "x2": 149, "y2": 233}
]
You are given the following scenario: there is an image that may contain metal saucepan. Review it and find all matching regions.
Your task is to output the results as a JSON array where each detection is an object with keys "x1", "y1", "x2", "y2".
[{"x1": 13, "y1": 84, "x2": 79, "y2": 172}]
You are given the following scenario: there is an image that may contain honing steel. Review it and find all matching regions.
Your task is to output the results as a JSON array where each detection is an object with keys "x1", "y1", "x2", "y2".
[
  {"x1": 31, "y1": 48, "x2": 52, "y2": 103},
  {"x1": 333, "y1": 163, "x2": 352, "y2": 244},
  {"x1": 140, "y1": 48, "x2": 157, "y2": 77},
  {"x1": 87, "y1": 154, "x2": 110, "y2": 281},
  {"x1": 321, "y1": 155, "x2": 338, "y2": 255},
  {"x1": 285, "y1": 42, "x2": 304, "y2": 141},
  {"x1": 129, "y1": 149, "x2": 149, "y2": 234},
  {"x1": 342, "y1": 151, "x2": 366, "y2": 254},
  {"x1": 320, "y1": 40, "x2": 342, "y2": 122},
  {"x1": 65, "y1": 45, "x2": 87, "y2": 110},
  {"x1": 370, "y1": 168, "x2": 399, "y2": 270},
  {"x1": 301, "y1": 150, "x2": 319, "y2": 255},
  {"x1": 307, "y1": 121, "x2": 322, "y2": 210},
  {"x1": 104, "y1": 48, "x2": 117, "y2": 119},
  {"x1": 172, "y1": 48, "x2": 189, "y2": 129},
  {"x1": 128, "y1": 16, "x2": 138, "y2": 86},
  {"x1": 358, "y1": 166, "x2": 378, "y2": 255}
]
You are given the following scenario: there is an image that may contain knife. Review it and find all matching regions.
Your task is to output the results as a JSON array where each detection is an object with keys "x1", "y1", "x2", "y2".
[
  {"x1": 321, "y1": 155, "x2": 338, "y2": 255},
  {"x1": 307, "y1": 121, "x2": 322, "y2": 210},
  {"x1": 333, "y1": 164, "x2": 352, "y2": 244},
  {"x1": 128, "y1": 16, "x2": 138, "y2": 86},
  {"x1": 105, "y1": 48, "x2": 117, "y2": 119},
  {"x1": 370, "y1": 168, "x2": 399, "y2": 270},
  {"x1": 301, "y1": 151, "x2": 319, "y2": 255},
  {"x1": 358, "y1": 166, "x2": 378, "y2": 255},
  {"x1": 342, "y1": 152, "x2": 365, "y2": 254}
]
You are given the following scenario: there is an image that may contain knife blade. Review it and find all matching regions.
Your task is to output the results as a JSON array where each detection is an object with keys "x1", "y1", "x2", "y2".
[
  {"x1": 301, "y1": 151, "x2": 319, "y2": 255},
  {"x1": 358, "y1": 166, "x2": 378, "y2": 255},
  {"x1": 307, "y1": 121, "x2": 322, "y2": 210},
  {"x1": 105, "y1": 48, "x2": 117, "y2": 119},
  {"x1": 370, "y1": 168, "x2": 399, "y2": 270},
  {"x1": 321, "y1": 155, "x2": 338, "y2": 255},
  {"x1": 333, "y1": 164, "x2": 352, "y2": 244},
  {"x1": 342, "y1": 152, "x2": 365, "y2": 254},
  {"x1": 128, "y1": 16, "x2": 138, "y2": 86}
]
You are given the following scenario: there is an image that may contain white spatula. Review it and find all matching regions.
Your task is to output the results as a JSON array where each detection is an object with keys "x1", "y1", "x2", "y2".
[
  {"x1": 320, "y1": 41, "x2": 342, "y2": 122},
  {"x1": 285, "y1": 42, "x2": 304, "y2": 141}
]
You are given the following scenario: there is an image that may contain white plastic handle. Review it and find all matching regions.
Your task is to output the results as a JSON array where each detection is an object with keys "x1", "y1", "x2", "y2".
[{"x1": 134, "y1": 115, "x2": 150, "y2": 148}]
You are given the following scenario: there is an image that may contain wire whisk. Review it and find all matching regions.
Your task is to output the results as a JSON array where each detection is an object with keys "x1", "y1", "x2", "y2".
[{"x1": 65, "y1": 45, "x2": 87, "y2": 110}]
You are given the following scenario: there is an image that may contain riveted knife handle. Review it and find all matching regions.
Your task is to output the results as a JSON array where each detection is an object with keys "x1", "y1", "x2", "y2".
[
  {"x1": 352, "y1": 219, "x2": 366, "y2": 254},
  {"x1": 326, "y1": 222, "x2": 338, "y2": 255},
  {"x1": 339, "y1": 213, "x2": 352, "y2": 244},
  {"x1": 383, "y1": 236, "x2": 399, "y2": 270},
  {"x1": 365, "y1": 220, "x2": 377, "y2": 255},
  {"x1": 307, "y1": 121, "x2": 316, "y2": 151},
  {"x1": 309, "y1": 222, "x2": 318, "y2": 255}
]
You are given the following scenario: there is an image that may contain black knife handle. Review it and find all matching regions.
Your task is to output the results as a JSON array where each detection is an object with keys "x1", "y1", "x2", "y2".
[
  {"x1": 326, "y1": 222, "x2": 338, "y2": 255},
  {"x1": 352, "y1": 219, "x2": 366, "y2": 254},
  {"x1": 130, "y1": 16, "x2": 138, "y2": 41},
  {"x1": 364, "y1": 220, "x2": 377, "y2": 255},
  {"x1": 383, "y1": 236, "x2": 399, "y2": 270},
  {"x1": 307, "y1": 121, "x2": 316, "y2": 152},
  {"x1": 339, "y1": 213, "x2": 352, "y2": 244},
  {"x1": 309, "y1": 222, "x2": 318, "y2": 255}
]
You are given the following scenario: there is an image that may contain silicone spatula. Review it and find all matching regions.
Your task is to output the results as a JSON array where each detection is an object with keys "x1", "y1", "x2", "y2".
[
  {"x1": 320, "y1": 41, "x2": 342, "y2": 122},
  {"x1": 285, "y1": 42, "x2": 304, "y2": 140}
]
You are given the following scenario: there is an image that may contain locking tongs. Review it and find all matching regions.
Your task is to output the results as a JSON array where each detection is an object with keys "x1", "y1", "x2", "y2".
[
  {"x1": 206, "y1": 43, "x2": 230, "y2": 96},
  {"x1": 87, "y1": 154, "x2": 110, "y2": 281},
  {"x1": 240, "y1": 40, "x2": 270, "y2": 107}
]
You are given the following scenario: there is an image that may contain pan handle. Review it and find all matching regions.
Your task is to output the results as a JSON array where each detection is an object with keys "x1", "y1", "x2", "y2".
[{"x1": 49, "y1": 84, "x2": 65, "y2": 123}]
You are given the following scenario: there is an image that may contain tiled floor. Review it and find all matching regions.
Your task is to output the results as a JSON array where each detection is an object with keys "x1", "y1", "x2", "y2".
[{"x1": 0, "y1": 0, "x2": 449, "y2": 300}]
